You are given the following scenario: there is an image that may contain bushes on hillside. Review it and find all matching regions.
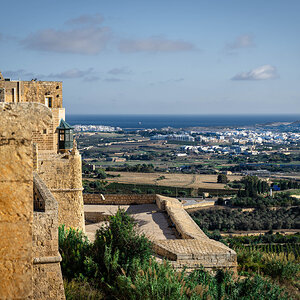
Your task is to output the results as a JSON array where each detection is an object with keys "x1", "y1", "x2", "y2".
[{"x1": 59, "y1": 210, "x2": 291, "y2": 299}]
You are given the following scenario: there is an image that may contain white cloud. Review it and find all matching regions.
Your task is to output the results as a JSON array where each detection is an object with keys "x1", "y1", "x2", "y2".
[
  {"x1": 119, "y1": 37, "x2": 196, "y2": 53},
  {"x1": 3, "y1": 68, "x2": 97, "y2": 81},
  {"x1": 47, "y1": 68, "x2": 95, "y2": 79},
  {"x1": 232, "y1": 65, "x2": 279, "y2": 81},
  {"x1": 3, "y1": 69, "x2": 37, "y2": 79},
  {"x1": 226, "y1": 34, "x2": 255, "y2": 50},
  {"x1": 22, "y1": 27, "x2": 111, "y2": 55},
  {"x1": 107, "y1": 67, "x2": 132, "y2": 75},
  {"x1": 149, "y1": 78, "x2": 184, "y2": 86},
  {"x1": 65, "y1": 14, "x2": 103, "y2": 26}
]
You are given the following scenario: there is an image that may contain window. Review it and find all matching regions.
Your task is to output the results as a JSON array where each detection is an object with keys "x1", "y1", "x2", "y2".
[
  {"x1": 43, "y1": 129, "x2": 47, "y2": 134},
  {"x1": 60, "y1": 133, "x2": 64, "y2": 141},
  {"x1": 0, "y1": 88, "x2": 5, "y2": 102},
  {"x1": 45, "y1": 97, "x2": 53, "y2": 108}
]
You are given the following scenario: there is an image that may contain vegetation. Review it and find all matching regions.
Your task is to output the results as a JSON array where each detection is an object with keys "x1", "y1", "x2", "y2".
[
  {"x1": 230, "y1": 193, "x2": 300, "y2": 208},
  {"x1": 59, "y1": 210, "x2": 294, "y2": 299},
  {"x1": 237, "y1": 176, "x2": 269, "y2": 198},
  {"x1": 227, "y1": 232, "x2": 300, "y2": 246},
  {"x1": 226, "y1": 176, "x2": 300, "y2": 208},
  {"x1": 217, "y1": 173, "x2": 229, "y2": 183},
  {"x1": 190, "y1": 207, "x2": 300, "y2": 231},
  {"x1": 83, "y1": 180, "x2": 192, "y2": 197},
  {"x1": 107, "y1": 163, "x2": 155, "y2": 173},
  {"x1": 271, "y1": 180, "x2": 300, "y2": 191}
]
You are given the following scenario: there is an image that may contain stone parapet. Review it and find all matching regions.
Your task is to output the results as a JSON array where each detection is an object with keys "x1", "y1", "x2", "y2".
[
  {"x1": 154, "y1": 195, "x2": 237, "y2": 272},
  {"x1": 84, "y1": 193, "x2": 156, "y2": 205},
  {"x1": 38, "y1": 151, "x2": 85, "y2": 231},
  {"x1": 32, "y1": 172, "x2": 65, "y2": 299},
  {"x1": 85, "y1": 193, "x2": 237, "y2": 273}
]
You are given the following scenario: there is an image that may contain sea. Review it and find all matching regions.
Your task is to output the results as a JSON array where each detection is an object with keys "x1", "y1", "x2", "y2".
[{"x1": 66, "y1": 114, "x2": 300, "y2": 131}]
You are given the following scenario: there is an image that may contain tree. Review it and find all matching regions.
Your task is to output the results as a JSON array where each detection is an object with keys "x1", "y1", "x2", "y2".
[
  {"x1": 217, "y1": 174, "x2": 229, "y2": 184},
  {"x1": 96, "y1": 168, "x2": 107, "y2": 179}
]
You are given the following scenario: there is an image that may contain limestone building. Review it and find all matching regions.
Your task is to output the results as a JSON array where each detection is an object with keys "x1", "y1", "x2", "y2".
[{"x1": 0, "y1": 71, "x2": 85, "y2": 299}]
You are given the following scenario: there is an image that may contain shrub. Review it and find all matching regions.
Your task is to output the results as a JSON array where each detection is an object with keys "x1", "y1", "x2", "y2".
[
  {"x1": 64, "y1": 279, "x2": 104, "y2": 300},
  {"x1": 132, "y1": 188, "x2": 142, "y2": 194},
  {"x1": 58, "y1": 225, "x2": 91, "y2": 280},
  {"x1": 92, "y1": 209, "x2": 152, "y2": 282}
]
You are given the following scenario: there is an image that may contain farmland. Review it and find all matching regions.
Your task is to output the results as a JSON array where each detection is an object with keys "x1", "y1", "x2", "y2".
[{"x1": 105, "y1": 171, "x2": 242, "y2": 189}]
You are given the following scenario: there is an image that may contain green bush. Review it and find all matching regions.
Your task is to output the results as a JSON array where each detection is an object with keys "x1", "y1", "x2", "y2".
[
  {"x1": 113, "y1": 260, "x2": 289, "y2": 300},
  {"x1": 59, "y1": 211, "x2": 292, "y2": 299},
  {"x1": 92, "y1": 209, "x2": 152, "y2": 282},
  {"x1": 58, "y1": 225, "x2": 91, "y2": 280},
  {"x1": 132, "y1": 188, "x2": 142, "y2": 194},
  {"x1": 263, "y1": 259, "x2": 300, "y2": 282}
]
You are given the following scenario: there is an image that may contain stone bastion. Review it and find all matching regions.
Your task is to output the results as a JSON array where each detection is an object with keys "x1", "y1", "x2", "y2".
[{"x1": 83, "y1": 193, "x2": 237, "y2": 273}]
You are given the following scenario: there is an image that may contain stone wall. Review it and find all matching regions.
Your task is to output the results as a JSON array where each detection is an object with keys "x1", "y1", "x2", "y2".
[
  {"x1": 83, "y1": 192, "x2": 237, "y2": 273},
  {"x1": 154, "y1": 195, "x2": 237, "y2": 273},
  {"x1": 84, "y1": 193, "x2": 156, "y2": 205},
  {"x1": 0, "y1": 79, "x2": 63, "y2": 108},
  {"x1": 85, "y1": 211, "x2": 110, "y2": 223},
  {"x1": 32, "y1": 173, "x2": 65, "y2": 299},
  {"x1": 156, "y1": 195, "x2": 208, "y2": 240},
  {"x1": 0, "y1": 103, "x2": 52, "y2": 299},
  {"x1": 0, "y1": 77, "x2": 65, "y2": 154},
  {"x1": 39, "y1": 150, "x2": 85, "y2": 231}
]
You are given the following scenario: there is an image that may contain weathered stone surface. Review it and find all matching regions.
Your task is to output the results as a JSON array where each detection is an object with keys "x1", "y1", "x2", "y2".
[
  {"x1": 33, "y1": 173, "x2": 65, "y2": 299},
  {"x1": 0, "y1": 79, "x2": 62, "y2": 108},
  {"x1": 39, "y1": 151, "x2": 85, "y2": 231},
  {"x1": 0, "y1": 103, "x2": 52, "y2": 299},
  {"x1": 0, "y1": 103, "x2": 66, "y2": 299}
]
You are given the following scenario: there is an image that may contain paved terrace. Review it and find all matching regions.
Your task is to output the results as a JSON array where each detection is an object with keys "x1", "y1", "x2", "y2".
[
  {"x1": 85, "y1": 204, "x2": 176, "y2": 242},
  {"x1": 83, "y1": 194, "x2": 237, "y2": 273}
]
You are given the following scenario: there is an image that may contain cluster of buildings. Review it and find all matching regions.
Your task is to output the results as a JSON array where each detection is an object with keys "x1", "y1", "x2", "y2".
[
  {"x1": 151, "y1": 133, "x2": 195, "y2": 142},
  {"x1": 74, "y1": 124, "x2": 121, "y2": 132},
  {"x1": 147, "y1": 128, "x2": 300, "y2": 146},
  {"x1": 191, "y1": 129, "x2": 300, "y2": 145},
  {"x1": 180, "y1": 145, "x2": 259, "y2": 155}
]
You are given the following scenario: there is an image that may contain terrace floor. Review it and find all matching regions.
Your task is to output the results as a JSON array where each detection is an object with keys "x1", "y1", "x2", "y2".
[{"x1": 84, "y1": 204, "x2": 177, "y2": 242}]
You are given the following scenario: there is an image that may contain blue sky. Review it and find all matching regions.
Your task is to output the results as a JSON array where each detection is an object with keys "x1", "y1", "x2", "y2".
[{"x1": 0, "y1": 0, "x2": 299, "y2": 114}]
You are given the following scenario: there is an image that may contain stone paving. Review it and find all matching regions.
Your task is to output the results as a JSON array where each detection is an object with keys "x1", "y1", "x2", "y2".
[
  {"x1": 84, "y1": 195, "x2": 237, "y2": 273},
  {"x1": 85, "y1": 204, "x2": 177, "y2": 242}
]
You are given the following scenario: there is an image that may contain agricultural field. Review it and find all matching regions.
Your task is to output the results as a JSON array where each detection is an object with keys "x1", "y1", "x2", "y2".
[
  {"x1": 105, "y1": 171, "x2": 242, "y2": 189},
  {"x1": 237, "y1": 243, "x2": 300, "y2": 258}
]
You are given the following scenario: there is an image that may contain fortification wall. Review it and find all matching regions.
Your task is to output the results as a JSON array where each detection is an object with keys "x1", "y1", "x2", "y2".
[
  {"x1": 84, "y1": 192, "x2": 237, "y2": 273},
  {"x1": 0, "y1": 103, "x2": 52, "y2": 299},
  {"x1": 0, "y1": 79, "x2": 63, "y2": 108},
  {"x1": 84, "y1": 193, "x2": 156, "y2": 205},
  {"x1": 39, "y1": 151, "x2": 85, "y2": 231},
  {"x1": 23, "y1": 81, "x2": 63, "y2": 108},
  {"x1": 33, "y1": 173, "x2": 65, "y2": 299},
  {"x1": 32, "y1": 120, "x2": 55, "y2": 152},
  {"x1": 154, "y1": 195, "x2": 237, "y2": 272},
  {"x1": 156, "y1": 195, "x2": 208, "y2": 240}
]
